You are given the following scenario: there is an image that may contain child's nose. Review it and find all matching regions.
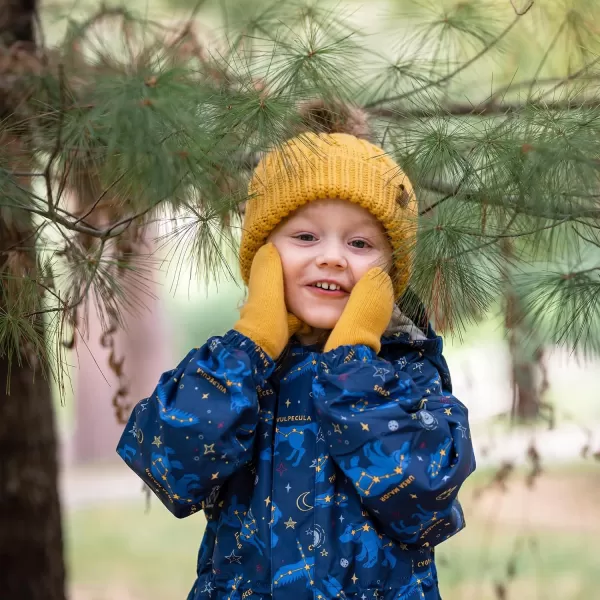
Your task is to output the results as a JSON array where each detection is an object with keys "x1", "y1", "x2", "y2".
[{"x1": 316, "y1": 243, "x2": 348, "y2": 270}]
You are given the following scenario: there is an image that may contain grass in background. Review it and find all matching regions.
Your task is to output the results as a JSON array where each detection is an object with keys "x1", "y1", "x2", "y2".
[{"x1": 65, "y1": 463, "x2": 600, "y2": 600}]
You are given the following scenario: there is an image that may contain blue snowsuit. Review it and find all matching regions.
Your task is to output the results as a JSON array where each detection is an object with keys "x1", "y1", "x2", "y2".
[{"x1": 117, "y1": 325, "x2": 476, "y2": 600}]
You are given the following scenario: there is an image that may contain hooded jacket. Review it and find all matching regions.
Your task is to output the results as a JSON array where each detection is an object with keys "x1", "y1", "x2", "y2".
[{"x1": 117, "y1": 324, "x2": 475, "y2": 600}]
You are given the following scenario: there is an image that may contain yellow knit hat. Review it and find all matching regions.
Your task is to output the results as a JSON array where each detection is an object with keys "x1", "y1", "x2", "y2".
[{"x1": 239, "y1": 131, "x2": 417, "y2": 298}]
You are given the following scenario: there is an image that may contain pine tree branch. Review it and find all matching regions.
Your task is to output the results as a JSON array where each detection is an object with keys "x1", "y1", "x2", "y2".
[
  {"x1": 573, "y1": 218, "x2": 600, "y2": 231},
  {"x1": 100, "y1": 172, "x2": 189, "y2": 238},
  {"x1": 7, "y1": 172, "x2": 45, "y2": 177},
  {"x1": 490, "y1": 56, "x2": 600, "y2": 104},
  {"x1": 454, "y1": 217, "x2": 571, "y2": 240},
  {"x1": 72, "y1": 170, "x2": 129, "y2": 225},
  {"x1": 509, "y1": 0, "x2": 535, "y2": 15},
  {"x1": 418, "y1": 179, "x2": 494, "y2": 215},
  {"x1": 539, "y1": 60, "x2": 600, "y2": 101},
  {"x1": 419, "y1": 175, "x2": 470, "y2": 216},
  {"x1": 3, "y1": 0, "x2": 600, "y2": 362},
  {"x1": 418, "y1": 180, "x2": 600, "y2": 220},
  {"x1": 63, "y1": 5, "x2": 173, "y2": 47},
  {"x1": 527, "y1": 18, "x2": 568, "y2": 100},
  {"x1": 367, "y1": 46, "x2": 600, "y2": 119},
  {"x1": 562, "y1": 266, "x2": 600, "y2": 278},
  {"x1": 3, "y1": 171, "x2": 188, "y2": 241},
  {"x1": 1, "y1": 201, "x2": 102, "y2": 237},
  {"x1": 168, "y1": 0, "x2": 211, "y2": 49},
  {"x1": 370, "y1": 96, "x2": 600, "y2": 119},
  {"x1": 24, "y1": 241, "x2": 105, "y2": 319},
  {"x1": 573, "y1": 228, "x2": 600, "y2": 249},
  {"x1": 446, "y1": 210, "x2": 519, "y2": 261},
  {"x1": 365, "y1": 3, "x2": 535, "y2": 109}
]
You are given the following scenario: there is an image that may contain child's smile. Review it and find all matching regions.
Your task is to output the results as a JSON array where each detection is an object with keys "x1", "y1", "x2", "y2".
[
  {"x1": 267, "y1": 198, "x2": 393, "y2": 340},
  {"x1": 306, "y1": 279, "x2": 349, "y2": 297}
]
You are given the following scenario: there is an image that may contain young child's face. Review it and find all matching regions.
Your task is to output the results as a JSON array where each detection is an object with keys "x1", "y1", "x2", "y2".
[{"x1": 267, "y1": 198, "x2": 393, "y2": 333}]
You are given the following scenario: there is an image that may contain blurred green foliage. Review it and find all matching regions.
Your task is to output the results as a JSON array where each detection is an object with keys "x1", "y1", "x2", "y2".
[{"x1": 164, "y1": 275, "x2": 241, "y2": 356}]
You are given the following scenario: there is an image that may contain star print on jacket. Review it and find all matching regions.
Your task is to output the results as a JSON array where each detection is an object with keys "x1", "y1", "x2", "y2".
[{"x1": 117, "y1": 325, "x2": 476, "y2": 600}]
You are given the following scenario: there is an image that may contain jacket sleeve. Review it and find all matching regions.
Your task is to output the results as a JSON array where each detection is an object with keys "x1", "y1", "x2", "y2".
[
  {"x1": 313, "y1": 344, "x2": 476, "y2": 548},
  {"x1": 116, "y1": 330, "x2": 274, "y2": 518}
]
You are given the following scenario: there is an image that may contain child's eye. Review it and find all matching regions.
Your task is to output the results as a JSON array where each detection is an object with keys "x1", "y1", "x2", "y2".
[
  {"x1": 294, "y1": 233, "x2": 316, "y2": 242},
  {"x1": 350, "y1": 239, "x2": 371, "y2": 249}
]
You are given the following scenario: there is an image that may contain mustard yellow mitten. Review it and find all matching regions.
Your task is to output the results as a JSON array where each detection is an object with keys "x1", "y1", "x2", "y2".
[
  {"x1": 324, "y1": 267, "x2": 395, "y2": 354},
  {"x1": 234, "y1": 243, "x2": 289, "y2": 359}
]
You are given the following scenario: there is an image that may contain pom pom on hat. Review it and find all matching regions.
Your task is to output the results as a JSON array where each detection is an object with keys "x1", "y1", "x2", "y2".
[{"x1": 295, "y1": 98, "x2": 373, "y2": 140}]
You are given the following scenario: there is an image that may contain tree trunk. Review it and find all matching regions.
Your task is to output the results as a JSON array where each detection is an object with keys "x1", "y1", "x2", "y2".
[
  {"x1": 1, "y1": 1, "x2": 67, "y2": 596},
  {"x1": 0, "y1": 354, "x2": 66, "y2": 600},
  {"x1": 501, "y1": 238, "x2": 549, "y2": 423},
  {"x1": 0, "y1": 204, "x2": 66, "y2": 600},
  {"x1": 506, "y1": 300, "x2": 543, "y2": 421},
  {"x1": 0, "y1": 0, "x2": 37, "y2": 47}
]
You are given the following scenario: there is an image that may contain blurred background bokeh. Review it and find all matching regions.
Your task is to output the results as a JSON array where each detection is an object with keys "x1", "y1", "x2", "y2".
[{"x1": 28, "y1": 0, "x2": 600, "y2": 599}]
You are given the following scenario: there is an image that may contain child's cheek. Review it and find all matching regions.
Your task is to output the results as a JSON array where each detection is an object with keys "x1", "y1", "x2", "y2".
[{"x1": 281, "y1": 270, "x2": 294, "y2": 311}]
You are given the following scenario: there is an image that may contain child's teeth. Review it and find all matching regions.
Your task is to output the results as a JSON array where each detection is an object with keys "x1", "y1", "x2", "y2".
[{"x1": 315, "y1": 282, "x2": 339, "y2": 290}]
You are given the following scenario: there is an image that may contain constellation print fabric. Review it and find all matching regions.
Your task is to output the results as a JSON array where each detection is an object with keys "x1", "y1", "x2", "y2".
[{"x1": 117, "y1": 327, "x2": 476, "y2": 600}]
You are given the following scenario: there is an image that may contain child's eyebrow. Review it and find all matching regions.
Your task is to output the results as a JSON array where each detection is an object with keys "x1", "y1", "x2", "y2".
[
  {"x1": 350, "y1": 218, "x2": 385, "y2": 232},
  {"x1": 284, "y1": 214, "x2": 383, "y2": 232},
  {"x1": 283, "y1": 217, "x2": 314, "y2": 228},
  {"x1": 354, "y1": 218, "x2": 379, "y2": 228}
]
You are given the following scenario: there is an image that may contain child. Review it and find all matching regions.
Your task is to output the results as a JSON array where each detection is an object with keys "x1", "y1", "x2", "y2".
[{"x1": 117, "y1": 108, "x2": 476, "y2": 600}]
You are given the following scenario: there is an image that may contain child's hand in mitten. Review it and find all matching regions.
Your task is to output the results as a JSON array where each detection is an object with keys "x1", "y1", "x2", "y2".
[
  {"x1": 234, "y1": 243, "x2": 308, "y2": 359},
  {"x1": 324, "y1": 267, "x2": 394, "y2": 354}
]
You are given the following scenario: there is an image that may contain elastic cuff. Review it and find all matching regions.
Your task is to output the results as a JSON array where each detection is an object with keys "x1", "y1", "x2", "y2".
[
  {"x1": 221, "y1": 330, "x2": 275, "y2": 378},
  {"x1": 320, "y1": 344, "x2": 377, "y2": 367}
]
